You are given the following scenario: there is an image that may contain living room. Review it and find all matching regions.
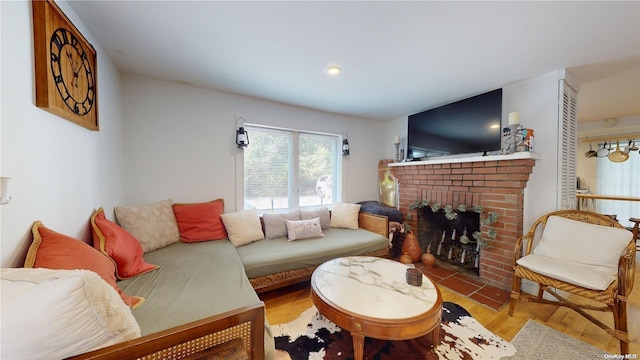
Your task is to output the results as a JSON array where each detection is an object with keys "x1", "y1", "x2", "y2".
[{"x1": 1, "y1": 1, "x2": 638, "y2": 359}]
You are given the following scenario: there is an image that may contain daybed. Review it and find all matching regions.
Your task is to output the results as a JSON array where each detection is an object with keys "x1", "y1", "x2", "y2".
[{"x1": 5, "y1": 200, "x2": 389, "y2": 360}]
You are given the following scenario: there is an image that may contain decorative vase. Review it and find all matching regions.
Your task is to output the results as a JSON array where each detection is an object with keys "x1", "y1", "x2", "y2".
[
  {"x1": 421, "y1": 251, "x2": 436, "y2": 268},
  {"x1": 401, "y1": 230, "x2": 421, "y2": 263},
  {"x1": 399, "y1": 252, "x2": 413, "y2": 264}
]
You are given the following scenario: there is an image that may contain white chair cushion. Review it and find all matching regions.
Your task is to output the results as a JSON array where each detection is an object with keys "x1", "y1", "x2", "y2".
[
  {"x1": 517, "y1": 254, "x2": 616, "y2": 291},
  {"x1": 533, "y1": 216, "x2": 632, "y2": 274},
  {"x1": 1, "y1": 268, "x2": 140, "y2": 359}
]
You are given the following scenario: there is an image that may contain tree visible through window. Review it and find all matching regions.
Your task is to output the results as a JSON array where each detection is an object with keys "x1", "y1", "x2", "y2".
[{"x1": 243, "y1": 126, "x2": 339, "y2": 211}]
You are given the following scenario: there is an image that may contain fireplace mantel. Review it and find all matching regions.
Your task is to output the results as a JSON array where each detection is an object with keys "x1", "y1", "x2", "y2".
[{"x1": 388, "y1": 151, "x2": 541, "y2": 167}]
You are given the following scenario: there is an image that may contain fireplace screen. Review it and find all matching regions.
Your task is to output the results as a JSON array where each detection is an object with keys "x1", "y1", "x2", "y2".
[{"x1": 418, "y1": 207, "x2": 480, "y2": 272}]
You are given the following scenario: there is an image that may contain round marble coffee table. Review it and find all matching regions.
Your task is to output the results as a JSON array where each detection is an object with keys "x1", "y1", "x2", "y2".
[{"x1": 310, "y1": 256, "x2": 442, "y2": 360}]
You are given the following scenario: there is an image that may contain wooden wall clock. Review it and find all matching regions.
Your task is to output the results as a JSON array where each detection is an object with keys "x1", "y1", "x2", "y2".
[{"x1": 32, "y1": 0, "x2": 99, "y2": 131}]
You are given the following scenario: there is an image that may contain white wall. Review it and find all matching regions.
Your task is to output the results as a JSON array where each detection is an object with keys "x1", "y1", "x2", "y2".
[
  {"x1": 1, "y1": 1, "x2": 126, "y2": 267},
  {"x1": 503, "y1": 70, "x2": 571, "y2": 232},
  {"x1": 120, "y1": 74, "x2": 386, "y2": 211}
]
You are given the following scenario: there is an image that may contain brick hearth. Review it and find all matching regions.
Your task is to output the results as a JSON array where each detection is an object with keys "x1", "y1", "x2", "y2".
[{"x1": 390, "y1": 158, "x2": 536, "y2": 290}]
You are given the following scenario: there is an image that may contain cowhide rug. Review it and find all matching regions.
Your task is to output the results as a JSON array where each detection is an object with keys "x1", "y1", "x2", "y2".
[{"x1": 273, "y1": 302, "x2": 515, "y2": 360}]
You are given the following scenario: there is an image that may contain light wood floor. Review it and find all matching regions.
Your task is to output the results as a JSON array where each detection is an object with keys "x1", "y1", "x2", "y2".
[{"x1": 261, "y1": 253, "x2": 640, "y2": 355}]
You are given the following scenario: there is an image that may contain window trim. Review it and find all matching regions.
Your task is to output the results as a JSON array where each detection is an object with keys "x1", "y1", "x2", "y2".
[{"x1": 235, "y1": 123, "x2": 343, "y2": 213}]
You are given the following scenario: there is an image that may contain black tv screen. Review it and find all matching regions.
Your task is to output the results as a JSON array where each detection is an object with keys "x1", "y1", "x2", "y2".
[{"x1": 407, "y1": 89, "x2": 502, "y2": 160}]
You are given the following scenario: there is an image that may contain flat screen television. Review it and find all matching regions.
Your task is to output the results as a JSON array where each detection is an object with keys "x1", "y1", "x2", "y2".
[{"x1": 407, "y1": 88, "x2": 502, "y2": 160}]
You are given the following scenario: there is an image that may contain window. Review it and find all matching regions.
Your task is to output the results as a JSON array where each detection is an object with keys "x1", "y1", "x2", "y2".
[
  {"x1": 243, "y1": 125, "x2": 340, "y2": 211},
  {"x1": 596, "y1": 143, "x2": 640, "y2": 228}
]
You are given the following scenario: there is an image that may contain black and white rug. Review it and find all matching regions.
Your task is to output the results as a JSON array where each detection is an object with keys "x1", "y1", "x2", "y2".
[{"x1": 273, "y1": 302, "x2": 515, "y2": 360}]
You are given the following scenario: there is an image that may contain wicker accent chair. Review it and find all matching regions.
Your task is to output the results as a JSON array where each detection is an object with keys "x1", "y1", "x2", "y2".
[{"x1": 509, "y1": 210, "x2": 636, "y2": 354}]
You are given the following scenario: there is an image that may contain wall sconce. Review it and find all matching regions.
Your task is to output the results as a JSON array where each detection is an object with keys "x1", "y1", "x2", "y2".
[
  {"x1": 342, "y1": 132, "x2": 350, "y2": 156},
  {"x1": 235, "y1": 116, "x2": 249, "y2": 149},
  {"x1": 1, "y1": 177, "x2": 12, "y2": 205}
]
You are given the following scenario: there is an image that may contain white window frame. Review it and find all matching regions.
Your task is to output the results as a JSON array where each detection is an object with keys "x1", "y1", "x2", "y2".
[
  {"x1": 235, "y1": 123, "x2": 343, "y2": 213},
  {"x1": 595, "y1": 142, "x2": 640, "y2": 228}
]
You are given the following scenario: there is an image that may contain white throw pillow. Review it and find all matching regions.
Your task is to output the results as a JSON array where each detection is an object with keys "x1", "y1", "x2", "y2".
[
  {"x1": 1, "y1": 268, "x2": 140, "y2": 359},
  {"x1": 115, "y1": 199, "x2": 180, "y2": 252},
  {"x1": 330, "y1": 202, "x2": 361, "y2": 229},
  {"x1": 221, "y1": 208, "x2": 265, "y2": 247},
  {"x1": 533, "y1": 216, "x2": 632, "y2": 274},
  {"x1": 285, "y1": 217, "x2": 325, "y2": 241}
]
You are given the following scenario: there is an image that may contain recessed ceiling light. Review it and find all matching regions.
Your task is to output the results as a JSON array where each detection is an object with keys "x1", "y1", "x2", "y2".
[{"x1": 325, "y1": 65, "x2": 342, "y2": 76}]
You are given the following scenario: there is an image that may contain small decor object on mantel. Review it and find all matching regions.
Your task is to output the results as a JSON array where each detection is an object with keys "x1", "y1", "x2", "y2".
[{"x1": 32, "y1": 0, "x2": 99, "y2": 131}]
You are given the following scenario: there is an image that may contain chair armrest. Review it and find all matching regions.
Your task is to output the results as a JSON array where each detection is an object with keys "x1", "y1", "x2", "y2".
[
  {"x1": 67, "y1": 302, "x2": 265, "y2": 360},
  {"x1": 358, "y1": 212, "x2": 389, "y2": 238},
  {"x1": 617, "y1": 241, "x2": 636, "y2": 298},
  {"x1": 512, "y1": 234, "x2": 533, "y2": 266}
]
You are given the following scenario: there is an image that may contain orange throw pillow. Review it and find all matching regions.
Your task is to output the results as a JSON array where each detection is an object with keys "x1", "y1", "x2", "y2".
[
  {"x1": 24, "y1": 221, "x2": 144, "y2": 308},
  {"x1": 91, "y1": 208, "x2": 159, "y2": 280},
  {"x1": 172, "y1": 199, "x2": 228, "y2": 243}
]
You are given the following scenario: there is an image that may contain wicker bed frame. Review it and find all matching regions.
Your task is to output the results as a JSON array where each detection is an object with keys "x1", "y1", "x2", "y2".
[
  {"x1": 68, "y1": 302, "x2": 265, "y2": 360},
  {"x1": 68, "y1": 212, "x2": 390, "y2": 360}
]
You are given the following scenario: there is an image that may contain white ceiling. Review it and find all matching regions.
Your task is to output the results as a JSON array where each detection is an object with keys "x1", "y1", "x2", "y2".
[{"x1": 68, "y1": 1, "x2": 640, "y2": 123}]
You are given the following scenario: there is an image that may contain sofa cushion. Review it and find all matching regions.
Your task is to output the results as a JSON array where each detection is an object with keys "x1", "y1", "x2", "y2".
[
  {"x1": 115, "y1": 199, "x2": 180, "y2": 252},
  {"x1": 263, "y1": 210, "x2": 300, "y2": 240},
  {"x1": 1, "y1": 268, "x2": 140, "y2": 359},
  {"x1": 330, "y1": 202, "x2": 361, "y2": 229},
  {"x1": 91, "y1": 208, "x2": 159, "y2": 280},
  {"x1": 285, "y1": 217, "x2": 325, "y2": 241},
  {"x1": 24, "y1": 221, "x2": 143, "y2": 308},
  {"x1": 221, "y1": 208, "x2": 264, "y2": 247},
  {"x1": 236, "y1": 227, "x2": 389, "y2": 279},
  {"x1": 172, "y1": 199, "x2": 228, "y2": 242},
  {"x1": 300, "y1": 207, "x2": 330, "y2": 229},
  {"x1": 517, "y1": 254, "x2": 616, "y2": 291},
  {"x1": 533, "y1": 215, "x2": 632, "y2": 274}
]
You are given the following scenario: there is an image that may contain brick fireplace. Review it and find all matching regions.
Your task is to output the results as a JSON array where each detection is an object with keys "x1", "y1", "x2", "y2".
[{"x1": 389, "y1": 156, "x2": 537, "y2": 290}]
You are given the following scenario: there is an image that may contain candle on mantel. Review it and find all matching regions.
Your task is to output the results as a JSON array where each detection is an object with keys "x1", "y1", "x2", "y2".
[
  {"x1": 508, "y1": 112, "x2": 520, "y2": 125},
  {"x1": 394, "y1": 135, "x2": 400, "y2": 144}
]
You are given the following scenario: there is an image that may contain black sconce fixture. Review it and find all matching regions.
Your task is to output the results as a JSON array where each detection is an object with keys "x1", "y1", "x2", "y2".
[
  {"x1": 235, "y1": 116, "x2": 249, "y2": 149},
  {"x1": 342, "y1": 131, "x2": 350, "y2": 156}
]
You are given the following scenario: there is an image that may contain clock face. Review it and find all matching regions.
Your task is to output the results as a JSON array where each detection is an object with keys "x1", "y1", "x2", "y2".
[
  {"x1": 49, "y1": 28, "x2": 95, "y2": 116},
  {"x1": 33, "y1": 0, "x2": 98, "y2": 130}
]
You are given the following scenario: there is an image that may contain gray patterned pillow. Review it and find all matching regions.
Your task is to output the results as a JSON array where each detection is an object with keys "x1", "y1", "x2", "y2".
[
  {"x1": 115, "y1": 199, "x2": 180, "y2": 253},
  {"x1": 300, "y1": 207, "x2": 330, "y2": 229},
  {"x1": 285, "y1": 217, "x2": 325, "y2": 241},
  {"x1": 263, "y1": 211, "x2": 300, "y2": 240}
]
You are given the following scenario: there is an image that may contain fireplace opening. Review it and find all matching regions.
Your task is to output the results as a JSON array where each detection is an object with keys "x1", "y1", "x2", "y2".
[{"x1": 417, "y1": 207, "x2": 480, "y2": 274}]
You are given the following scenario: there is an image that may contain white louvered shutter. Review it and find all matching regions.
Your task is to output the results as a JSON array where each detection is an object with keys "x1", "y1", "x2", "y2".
[{"x1": 557, "y1": 80, "x2": 578, "y2": 209}]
